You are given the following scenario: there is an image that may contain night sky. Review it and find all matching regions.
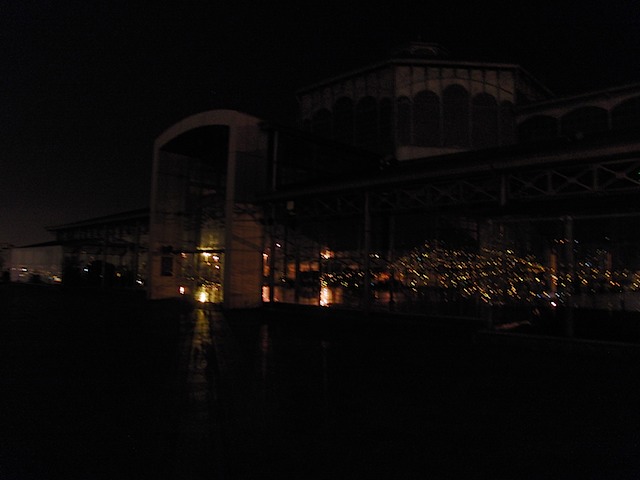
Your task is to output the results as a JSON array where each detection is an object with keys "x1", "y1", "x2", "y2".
[{"x1": 2, "y1": 1, "x2": 640, "y2": 246}]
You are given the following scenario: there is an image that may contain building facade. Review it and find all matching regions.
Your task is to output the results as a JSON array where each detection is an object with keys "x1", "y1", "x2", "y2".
[
  {"x1": 517, "y1": 83, "x2": 640, "y2": 143},
  {"x1": 147, "y1": 110, "x2": 380, "y2": 307},
  {"x1": 297, "y1": 42, "x2": 552, "y2": 161},
  {"x1": 10, "y1": 209, "x2": 148, "y2": 287},
  {"x1": 13, "y1": 42, "x2": 640, "y2": 318},
  {"x1": 148, "y1": 110, "x2": 269, "y2": 308},
  {"x1": 144, "y1": 42, "x2": 640, "y2": 315}
]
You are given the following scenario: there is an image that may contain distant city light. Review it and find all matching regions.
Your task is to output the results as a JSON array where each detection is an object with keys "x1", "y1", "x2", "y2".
[{"x1": 321, "y1": 249, "x2": 333, "y2": 260}]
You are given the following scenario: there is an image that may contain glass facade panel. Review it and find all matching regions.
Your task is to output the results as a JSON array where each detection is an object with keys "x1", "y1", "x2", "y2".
[
  {"x1": 472, "y1": 93, "x2": 498, "y2": 148},
  {"x1": 397, "y1": 96, "x2": 411, "y2": 146},
  {"x1": 443, "y1": 85, "x2": 469, "y2": 147},
  {"x1": 414, "y1": 90, "x2": 441, "y2": 147},
  {"x1": 355, "y1": 96, "x2": 378, "y2": 151}
]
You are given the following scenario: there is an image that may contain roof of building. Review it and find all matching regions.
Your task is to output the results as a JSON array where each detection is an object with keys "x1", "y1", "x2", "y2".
[
  {"x1": 517, "y1": 81, "x2": 640, "y2": 113},
  {"x1": 296, "y1": 41, "x2": 553, "y2": 99},
  {"x1": 46, "y1": 208, "x2": 149, "y2": 232}
]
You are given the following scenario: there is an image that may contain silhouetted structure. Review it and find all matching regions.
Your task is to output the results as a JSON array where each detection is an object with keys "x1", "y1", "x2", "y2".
[
  {"x1": 10, "y1": 209, "x2": 148, "y2": 287},
  {"x1": 12, "y1": 43, "x2": 640, "y2": 323},
  {"x1": 146, "y1": 42, "x2": 640, "y2": 321},
  {"x1": 298, "y1": 42, "x2": 550, "y2": 158}
]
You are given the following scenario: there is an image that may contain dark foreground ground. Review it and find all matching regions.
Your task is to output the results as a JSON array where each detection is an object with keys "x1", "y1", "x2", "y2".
[
  {"x1": 0, "y1": 284, "x2": 184, "y2": 480},
  {"x1": 2, "y1": 284, "x2": 640, "y2": 479}
]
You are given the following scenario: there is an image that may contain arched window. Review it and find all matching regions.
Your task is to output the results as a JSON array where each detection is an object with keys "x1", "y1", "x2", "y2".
[
  {"x1": 413, "y1": 90, "x2": 441, "y2": 147},
  {"x1": 333, "y1": 97, "x2": 354, "y2": 144},
  {"x1": 311, "y1": 109, "x2": 332, "y2": 139},
  {"x1": 379, "y1": 98, "x2": 393, "y2": 154},
  {"x1": 561, "y1": 106, "x2": 608, "y2": 137},
  {"x1": 443, "y1": 85, "x2": 469, "y2": 147},
  {"x1": 471, "y1": 93, "x2": 498, "y2": 148},
  {"x1": 517, "y1": 115, "x2": 558, "y2": 143},
  {"x1": 612, "y1": 97, "x2": 640, "y2": 130},
  {"x1": 397, "y1": 96, "x2": 411, "y2": 146},
  {"x1": 499, "y1": 101, "x2": 516, "y2": 145},
  {"x1": 355, "y1": 96, "x2": 378, "y2": 150}
]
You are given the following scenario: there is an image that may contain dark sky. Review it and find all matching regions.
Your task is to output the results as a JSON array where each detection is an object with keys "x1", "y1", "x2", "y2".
[{"x1": 2, "y1": 0, "x2": 640, "y2": 245}]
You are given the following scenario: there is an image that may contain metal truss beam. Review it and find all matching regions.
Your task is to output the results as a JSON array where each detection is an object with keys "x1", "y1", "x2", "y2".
[
  {"x1": 508, "y1": 158, "x2": 640, "y2": 200},
  {"x1": 274, "y1": 156, "x2": 640, "y2": 219}
]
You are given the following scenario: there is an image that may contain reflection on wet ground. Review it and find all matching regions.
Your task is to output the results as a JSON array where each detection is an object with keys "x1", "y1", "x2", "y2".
[
  {"x1": 207, "y1": 307, "x2": 640, "y2": 479},
  {"x1": 3, "y1": 284, "x2": 640, "y2": 479},
  {"x1": 173, "y1": 308, "x2": 222, "y2": 479}
]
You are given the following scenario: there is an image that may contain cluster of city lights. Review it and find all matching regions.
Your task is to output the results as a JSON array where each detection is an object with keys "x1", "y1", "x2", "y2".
[
  {"x1": 393, "y1": 243, "x2": 549, "y2": 303},
  {"x1": 575, "y1": 261, "x2": 639, "y2": 293},
  {"x1": 265, "y1": 236, "x2": 640, "y2": 308},
  {"x1": 322, "y1": 269, "x2": 364, "y2": 290},
  {"x1": 312, "y1": 242, "x2": 640, "y2": 305}
]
